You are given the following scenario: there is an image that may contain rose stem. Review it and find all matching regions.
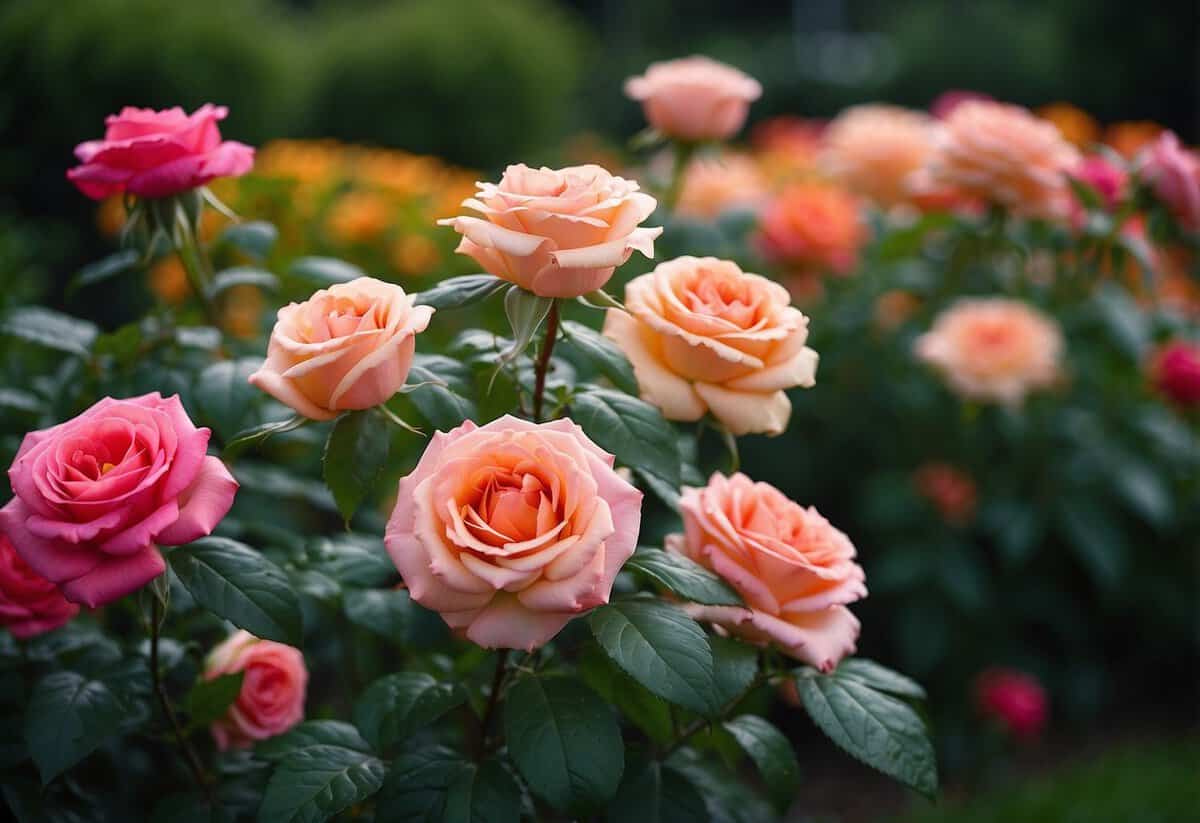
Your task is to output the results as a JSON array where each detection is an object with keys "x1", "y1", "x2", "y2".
[
  {"x1": 532, "y1": 300, "x2": 561, "y2": 422},
  {"x1": 658, "y1": 670, "x2": 769, "y2": 760},
  {"x1": 477, "y1": 648, "x2": 511, "y2": 758},
  {"x1": 662, "y1": 140, "x2": 697, "y2": 212},
  {"x1": 150, "y1": 594, "x2": 214, "y2": 804}
]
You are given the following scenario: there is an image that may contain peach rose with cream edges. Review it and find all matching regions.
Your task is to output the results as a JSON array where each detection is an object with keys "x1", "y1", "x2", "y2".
[
  {"x1": 249, "y1": 277, "x2": 433, "y2": 421},
  {"x1": 625, "y1": 56, "x2": 762, "y2": 142},
  {"x1": 666, "y1": 473, "x2": 866, "y2": 672},
  {"x1": 603, "y1": 256, "x2": 818, "y2": 436},
  {"x1": 384, "y1": 416, "x2": 642, "y2": 651},
  {"x1": 204, "y1": 630, "x2": 308, "y2": 751},
  {"x1": 438, "y1": 163, "x2": 661, "y2": 299}
]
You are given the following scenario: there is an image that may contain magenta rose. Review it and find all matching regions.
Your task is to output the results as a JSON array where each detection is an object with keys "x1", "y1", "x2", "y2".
[
  {"x1": 974, "y1": 668, "x2": 1048, "y2": 740},
  {"x1": 67, "y1": 104, "x2": 254, "y2": 200},
  {"x1": 0, "y1": 533, "x2": 79, "y2": 639},
  {"x1": 0, "y1": 393, "x2": 238, "y2": 607}
]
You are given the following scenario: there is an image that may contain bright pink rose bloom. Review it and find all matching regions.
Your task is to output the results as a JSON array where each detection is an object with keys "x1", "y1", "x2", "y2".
[
  {"x1": 0, "y1": 534, "x2": 78, "y2": 639},
  {"x1": 929, "y1": 90, "x2": 993, "y2": 120},
  {"x1": 1070, "y1": 155, "x2": 1129, "y2": 212},
  {"x1": 1139, "y1": 131, "x2": 1200, "y2": 232},
  {"x1": 975, "y1": 668, "x2": 1048, "y2": 740},
  {"x1": 666, "y1": 473, "x2": 866, "y2": 672},
  {"x1": 624, "y1": 56, "x2": 762, "y2": 142},
  {"x1": 0, "y1": 393, "x2": 238, "y2": 607},
  {"x1": 385, "y1": 416, "x2": 642, "y2": 651},
  {"x1": 204, "y1": 630, "x2": 307, "y2": 751},
  {"x1": 67, "y1": 104, "x2": 254, "y2": 200},
  {"x1": 1151, "y1": 340, "x2": 1200, "y2": 406}
]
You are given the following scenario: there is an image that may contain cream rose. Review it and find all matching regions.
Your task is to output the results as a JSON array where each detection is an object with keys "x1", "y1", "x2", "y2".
[
  {"x1": 666, "y1": 472, "x2": 866, "y2": 672},
  {"x1": 624, "y1": 56, "x2": 762, "y2": 142},
  {"x1": 437, "y1": 163, "x2": 661, "y2": 299},
  {"x1": 603, "y1": 257, "x2": 818, "y2": 436},
  {"x1": 384, "y1": 416, "x2": 642, "y2": 651},
  {"x1": 248, "y1": 277, "x2": 433, "y2": 421}
]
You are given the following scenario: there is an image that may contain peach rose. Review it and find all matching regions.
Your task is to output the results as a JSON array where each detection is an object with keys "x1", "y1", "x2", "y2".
[
  {"x1": 758, "y1": 183, "x2": 866, "y2": 274},
  {"x1": 915, "y1": 298, "x2": 1063, "y2": 404},
  {"x1": 0, "y1": 534, "x2": 78, "y2": 639},
  {"x1": 624, "y1": 56, "x2": 762, "y2": 142},
  {"x1": 437, "y1": 163, "x2": 661, "y2": 299},
  {"x1": 384, "y1": 416, "x2": 642, "y2": 651},
  {"x1": 248, "y1": 277, "x2": 433, "y2": 421},
  {"x1": 204, "y1": 630, "x2": 307, "y2": 750},
  {"x1": 926, "y1": 101, "x2": 1081, "y2": 218},
  {"x1": 1036, "y1": 102, "x2": 1100, "y2": 148},
  {"x1": 603, "y1": 257, "x2": 818, "y2": 436},
  {"x1": 820, "y1": 105, "x2": 936, "y2": 208},
  {"x1": 666, "y1": 473, "x2": 866, "y2": 672},
  {"x1": 675, "y1": 153, "x2": 767, "y2": 220},
  {"x1": 1139, "y1": 132, "x2": 1200, "y2": 233}
]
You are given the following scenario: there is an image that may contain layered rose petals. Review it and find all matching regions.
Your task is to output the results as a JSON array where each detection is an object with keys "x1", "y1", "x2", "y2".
[
  {"x1": 204, "y1": 630, "x2": 308, "y2": 750},
  {"x1": 604, "y1": 257, "x2": 818, "y2": 436},
  {"x1": 0, "y1": 393, "x2": 238, "y2": 608},
  {"x1": 0, "y1": 534, "x2": 78, "y2": 638},
  {"x1": 1139, "y1": 131, "x2": 1200, "y2": 232},
  {"x1": 665, "y1": 472, "x2": 866, "y2": 672},
  {"x1": 624, "y1": 56, "x2": 762, "y2": 142},
  {"x1": 820, "y1": 104, "x2": 937, "y2": 209},
  {"x1": 438, "y1": 163, "x2": 662, "y2": 298},
  {"x1": 384, "y1": 416, "x2": 642, "y2": 651}
]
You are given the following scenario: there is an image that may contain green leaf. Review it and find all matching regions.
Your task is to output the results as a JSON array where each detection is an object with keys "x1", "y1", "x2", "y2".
[
  {"x1": 414, "y1": 274, "x2": 507, "y2": 310},
  {"x1": 323, "y1": 410, "x2": 391, "y2": 523},
  {"x1": 344, "y1": 588, "x2": 413, "y2": 639},
  {"x1": 1067, "y1": 175, "x2": 1103, "y2": 212},
  {"x1": 175, "y1": 326, "x2": 223, "y2": 350},
  {"x1": 794, "y1": 669, "x2": 938, "y2": 797},
  {"x1": 723, "y1": 715, "x2": 801, "y2": 809},
  {"x1": 1056, "y1": 497, "x2": 1128, "y2": 591},
  {"x1": 405, "y1": 359, "x2": 477, "y2": 430},
  {"x1": 207, "y1": 266, "x2": 280, "y2": 299},
  {"x1": 309, "y1": 534, "x2": 395, "y2": 588},
  {"x1": 503, "y1": 676, "x2": 623, "y2": 814},
  {"x1": 833, "y1": 659, "x2": 926, "y2": 700},
  {"x1": 257, "y1": 744, "x2": 385, "y2": 823},
  {"x1": 572, "y1": 387, "x2": 681, "y2": 488},
  {"x1": 443, "y1": 759, "x2": 522, "y2": 823},
  {"x1": 0, "y1": 306, "x2": 98, "y2": 357},
  {"x1": 352, "y1": 673, "x2": 466, "y2": 752},
  {"x1": 67, "y1": 249, "x2": 140, "y2": 296},
  {"x1": 194, "y1": 357, "x2": 262, "y2": 442},
  {"x1": 635, "y1": 468, "x2": 681, "y2": 512},
  {"x1": 625, "y1": 546, "x2": 743, "y2": 607},
  {"x1": 577, "y1": 642, "x2": 674, "y2": 744},
  {"x1": 500, "y1": 286, "x2": 554, "y2": 364},
  {"x1": 184, "y1": 672, "x2": 244, "y2": 727},
  {"x1": 223, "y1": 415, "x2": 308, "y2": 459},
  {"x1": 587, "y1": 599, "x2": 718, "y2": 714},
  {"x1": 220, "y1": 221, "x2": 278, "y2": 261},
  {"x1": 577, "y1": 288, "x2": 625, "y2": 311},
  {"x1": 560, "y1": 320, "x2": 638, "y2": 394},
  {"x1": 1093, "y1": 284, "x2": 1148, "y2": 359},
  {"x1": 25, "y1": 671, "x2": 124, "y2": 783},
  {"x1": 709, "y1": 635, "x2": 759, "y2": 709},
  {"x1": 606, "y1": 757, "x2": 708, "y2": 823},
  {"x1": 170, "y1": 536, "x2": 303, "y2": 645},
  {"x1": 256, "y1": 721, "x2": 372, "y2": 762},
  {"x1": 0, "y1": 387, "x2": 42, "y2": 416},
  {"x1": 288, "y1": 256, "x2": 365, "y2": 286},
  {"x1": 374, "y1": 747, "x2": 465, "y2": 822}
]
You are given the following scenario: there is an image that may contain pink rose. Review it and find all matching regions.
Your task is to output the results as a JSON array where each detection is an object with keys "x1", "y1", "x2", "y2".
[
  {"x1": 1139, "y1": 131, "x2": 1200, "y2": 232},
  {"x1": 974, "y1": 668, "x2": 1047, "y2": 740},
  {"x1": 438, "y1": 164, "x2": 661, "y2": 298},
  {"x1": 625, "y1": 56, "x2": 762, "y2": 142},
  {"x1": 204, "y1": 630, "x2": 307, "y2": 750},
  {"x1": 67, "y1": 104, "x2": 254, "y2": 200},
  {"x1": 1151, "y1": 340, "x2": 1200, "y2": 406},
  {"x1": 603, "y1": 257, "x2": 818, "y2": 436},
  {"x1": 249, "y1": 277, "x2": 433, "y2": 421},
  {"x1": 0, "y1": 534, "x2": 78, "y2": 639},
  {"x1": 1069, "y1": 154, "x2": 1129, "y2": 212},
  {"x1": 666, "y1": 473, "x2": 866, "y2": 672},
  {"x1": 0, "y1": 393, "x2": 238, "y2": 607},
  {"x1": 929, "y1": 90, "x2": 993, "y2": 120},
  {"x1": 384, "y1": 416, "x2": 642, "y2": 651}
]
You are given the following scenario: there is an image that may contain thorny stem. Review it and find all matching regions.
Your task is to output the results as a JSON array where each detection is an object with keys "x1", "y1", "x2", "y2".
[{"x1": 532, "y1": 301, "x2": 561, "y2": 421}]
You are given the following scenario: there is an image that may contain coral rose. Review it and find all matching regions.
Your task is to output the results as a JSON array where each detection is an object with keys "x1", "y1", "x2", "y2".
[
  {"x1": 438, "y1": 163, "x2": 661, "y2": 299},
  {"x1": 204, "y1": 630, "x2": 307, "y2": 750},
  {"x1": 624, "y1": 56, "x2": 762, "y2": 142},
  {"x1": 67, "y1": 104, "x2": 254, "y2": 200},
  {"x1": 0, "y1": 534, "x2": 78, "y2": 639},
  {"x1": 666, "y1": 473, "x2": 866, "y2": 672},
  {"x1": 975, "y1": 668, "x2": 1047, "y2": 740},
  {"x1": 384, "y1": 416, "x2": 642, "y2": 651},
  {"x1": 820, "y1": 104, "x2": 936, "y2": 208},
  {"x1": 603, "y1": 256, "x2": 818, "y2": 436},
  {"x1": 758, "y1": 183, "x2": 866, "y2": 274},
  {"x1": 249, "y1": 277, "x2": 433, "y2": 421},
  {"x1": 1139, "y1": 132, "x2": 1200, "y2": 233},
  {"x1": 915, "y1": 298, "x2": 1063, "y2": 405},
  {"x1": 675, "y1": 153, "x2": 767, "y2": 220},
  {"x1": 927, "y1": 101, "x2": 1080, "y2": 218},
  {"x1": 1150, "y1": 340, "x2": 1200, "y2": 406},
  {"x1": 0, "y1": 394, "x2": 238, "y2": 607}
]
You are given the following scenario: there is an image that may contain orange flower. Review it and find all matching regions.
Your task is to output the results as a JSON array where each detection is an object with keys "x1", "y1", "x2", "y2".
[
  {"x1": 820, "y1": 105, "x2": 936, "y2": 208},
  {"x1": 149, "y1": 257, "x2": 190, "y2": 305},
  {"x1": 758, "y1": 183, "x2": 865, "y2": 274},
  {"x1": 1104, "y1": 121, "x2": 1164, "y2": 159},
  {"x1": 1036, "y1": 102, "x2": 1100, "y2": 148},
  {"x1": 675, "y1": 153, "x2": 767, "y2": 220},
  {"x1": 325, "y1": 190, "x2": 393, "y2": 243},
  {"x1": 389, "y1": 234, "x2": 441, "y2": 277},
  {"x1": 96, "y1": 196, "x2": 126, "y2": 237}
]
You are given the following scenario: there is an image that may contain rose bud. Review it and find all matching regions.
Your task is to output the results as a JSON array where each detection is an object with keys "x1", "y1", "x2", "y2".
[
  {"x1": 1150, "y1": 340, "x2": 1200, "y2": 406},
  {"x1": 975, "y1": 668, "x2": 1048, "y2": 740},
  {"x1": 204, "y1": 630, "x2": 308, "y2": 750}
]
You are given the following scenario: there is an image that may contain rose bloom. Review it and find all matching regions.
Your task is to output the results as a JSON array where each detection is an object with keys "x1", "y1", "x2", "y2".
[
  {"x1": 820, "y1": 104, "x2": 936, "y2": 209},
  {"x1": 758, "y1": 183, "x2": 866, "y2": 274},
  {"x1": 0, "y1": 394, "x2": 237, "y2": 608},
  {"x1": 1070, "y1": 154, "x2": 1129, "y2": 212},
  {"x1": 1150, "y1": 340, "x2": 1200, "y2": 406},
  {"x1": 913, "y1": 462, "x2": 978, "y2": 525},
  {"x1": 750, "y1": 116, "x2": 825, "y2": 180},
  {"x1": 624, "y1": 56, "x2": 762, "y2": 142},
  {"x1": 603, "y1": 257, "x2": 818, "y2": 436},
  {"x1": 0, "y1": 534, "x2": 78, "y2": 639},
  {"x1": 67, "y1": 104, "x2": 254, "y2": 200},
  {"x1": 915, "y1": 299, "x2": 1063, "y2": 405},
  {"x1": 438, "y1": 163, "x2": 661, "y2": 299},
  {"x1": 675, "y1": 153, "x2": 768, "y2": 220},
  {"x1": 384, "y1": 416, "x2": 642, "y2": 651},
  {"x1": 1139, "y1": 131, "x2": 1200, "y2": 233},
  {"x1": 1105, "y1": 120, "x2": 1164, "y2": 159},
  {"x1": 927, "y1": 101, "x2": 1080, "y2": 218},
  {"x1": 204, "y1": 630, "x2": 307, "y2": 751},
  {"x1": 975, "y1": 668, "x2": 1047, "y2": 740},
  {"x1": 1036, "y1": 102, "x2": 1100, "y2": 148},
  {"x1": 666, "y1": 473, "x2": 866, "y2": 672},
  {"x1": 249, "y1": 277, "x2": 433, "y2": 421},
  {"x1": 929, "y1": 90, "x2": 993, "y2": 120}
]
